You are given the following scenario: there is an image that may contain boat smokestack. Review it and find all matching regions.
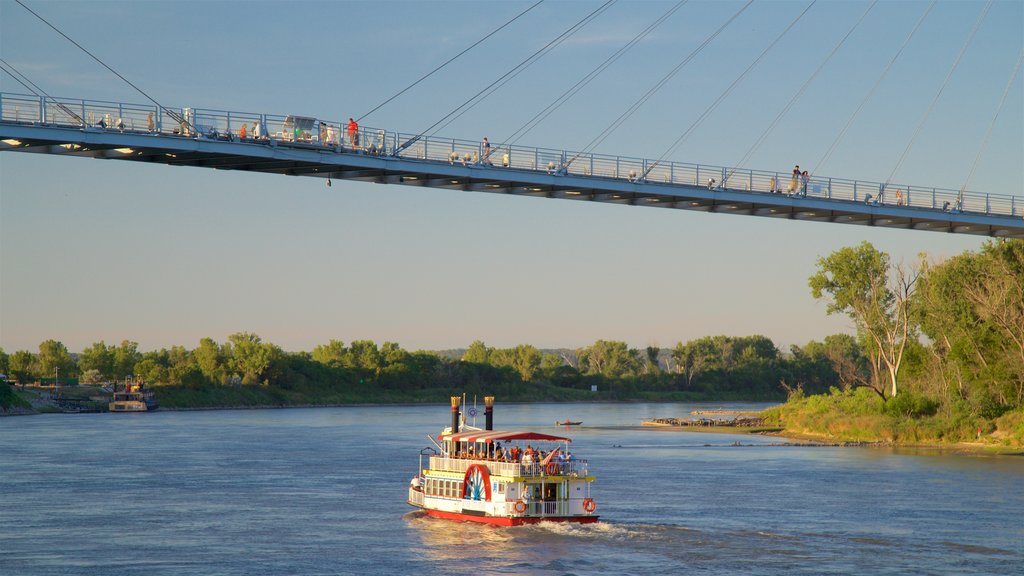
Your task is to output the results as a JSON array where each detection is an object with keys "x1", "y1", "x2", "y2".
[
  {"x1": 450, "y1": 396, "x2": 461, "y2": 435},
  {"x1": 484, "y1": 396, "x2": 494, "y2": 430}
]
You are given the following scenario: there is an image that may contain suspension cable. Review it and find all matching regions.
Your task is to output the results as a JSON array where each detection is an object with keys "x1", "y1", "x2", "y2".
[
  {"x1": 357, "y1": 0, "x2": 544, "y2": 123},
  {"x1": 398, "y1": 0, "x2": 615, "y2": 151},
  {"x1": 570, "y1": 0, "x2": 754, "y2": 166},
  {"x1": 883, "y1": 0, "x2": 992, "y2": 191},
  {"x1": 0, "y1": 59, "x2": 39, "y2": 95},
  {"x1": 812, "y1": 1, "x2": 936, "y2": 176},
  {"x1": 728, "y1": 1, "x2": 876, "y2": 181},
  {"x1": 0, "y1": 57, "x2": 83, "y2": 123},
  {"x1": 501, "y1": 0, "x2": 687, "y2": 148},
  {"x1": 643, "y1": 1, "x2": 815, "y2": 178},
  {"x1": 960, "y1": 48, "x2": 1023, "y2": 194},
  {"x1": 13, "y1": 0, "x2": 189, "y2": 128},
  {"x1": 425, "y1": 0, "x2": 615, "y2": 138}
]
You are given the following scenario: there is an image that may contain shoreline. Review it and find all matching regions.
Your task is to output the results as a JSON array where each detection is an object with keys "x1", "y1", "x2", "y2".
[{"x1": 633, "y1": 421, "x2": 1023, "y2": 456}]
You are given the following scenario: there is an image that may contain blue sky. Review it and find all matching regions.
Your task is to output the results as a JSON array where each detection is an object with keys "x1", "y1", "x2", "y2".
[{"x1": 1, "y1": 0, "x2": 1021, "y2": 354}]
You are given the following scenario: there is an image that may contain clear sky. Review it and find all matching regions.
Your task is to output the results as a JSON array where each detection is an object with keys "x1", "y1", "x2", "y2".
[{"x1": 1, "y1": 0, "x2": 1021, "y2": 354}]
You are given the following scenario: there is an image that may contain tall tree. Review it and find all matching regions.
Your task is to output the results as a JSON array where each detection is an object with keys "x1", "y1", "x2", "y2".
[
  {"x1": 312, "y1": 340, "x2": 348, "y2": 368},
  {"x1": 37, "y1": 340, "x2": 75, "y2": 380},
  {"x1": 79, "y1": 341, "x2": 115, "y2": 380},
  {"x1": 195, "y1": 337, "x2": 226, "y2": 384},
  {"x1": 462, "y1": 340, "x2": 491, "y2": 364},
  {"x1": 9, "y1": 350, "x2": 36, "y2": 384},
  {"x1": 809, "y1": 242, "x2": 917, "y2": 399},
  {"x1": 227, "y1": 332, "x2": 280, "y2": 385},
  {"x1": 113, "y1": 340, "x2": 143, "y2": 379}
]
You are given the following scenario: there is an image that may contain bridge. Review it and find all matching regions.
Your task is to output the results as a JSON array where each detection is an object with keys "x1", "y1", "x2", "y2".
[{"x1": 1, "y1": 92, "x2": 1021, "y2": 238}]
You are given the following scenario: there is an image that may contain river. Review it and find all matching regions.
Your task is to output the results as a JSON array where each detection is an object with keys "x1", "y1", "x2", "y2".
[{"x1": 1, "y1": 402, "x2": 1020, "y2": 575}]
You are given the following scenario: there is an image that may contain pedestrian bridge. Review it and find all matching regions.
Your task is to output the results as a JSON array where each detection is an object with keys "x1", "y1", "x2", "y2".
[{"x1": 1, "y1": 92, "x2": 1021, "y2": 238}]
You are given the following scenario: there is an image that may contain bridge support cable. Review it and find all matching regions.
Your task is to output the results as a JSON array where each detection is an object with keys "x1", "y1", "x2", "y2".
[
  {"x1": 397, "y1": 0, "x2": 616, "y2": 154},
  {"x1": 640, "y1": 1, "x2": 816, "y2": 181},
  {"x1": 959, "y1": 48, "x2": 1023, "y2": 197},
  {"x1": 565, "y1": 0, "x2": 754, "y2": 170},
  {"x1": 812, "y1": 1, "x2": 936, "y2": 176},
  {"x1": 882, "y1": 0, "x2": 993, "y2": 202},
  {"x1": 12, "y1": 0, "x2": 192, "y2": 132},
  {"x1": 500, "y1": 0, "x2": 687, "y2": 149},
  {"x1": 0, "y1": 58, "x2": 83, "y2": 124},
  {"x1": 726, "y1": 1, "x2": 876, "y2": 184},
  {"x1": 357, "y1": 0, "x2": 544, "y2": 123}
]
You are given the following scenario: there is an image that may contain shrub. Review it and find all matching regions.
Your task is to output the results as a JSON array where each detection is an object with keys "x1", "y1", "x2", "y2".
[{"x1": 884, "y1": 392, "x2": 939, "y2": 418}]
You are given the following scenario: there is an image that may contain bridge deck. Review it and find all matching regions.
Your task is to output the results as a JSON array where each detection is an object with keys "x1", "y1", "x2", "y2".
[{"x1": 1, "y1": 92, "x2": 1021, "y2": 238}]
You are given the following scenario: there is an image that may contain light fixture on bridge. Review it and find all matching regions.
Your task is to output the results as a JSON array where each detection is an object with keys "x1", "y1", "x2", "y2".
[
  {"x1": 565, "y1": 190, "x2": 581, "y2": 195},
  {"x1": 114, "y1": 148, "x2": 135, "y2": 154},
  {"x1": 2, "y1": 139, "x2": 22, "y2": 146}
]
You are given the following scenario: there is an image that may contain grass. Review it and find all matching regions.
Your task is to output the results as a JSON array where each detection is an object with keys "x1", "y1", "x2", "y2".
[{"x1": 762, "y1": 387, "x2": 1024, "y2": 448}]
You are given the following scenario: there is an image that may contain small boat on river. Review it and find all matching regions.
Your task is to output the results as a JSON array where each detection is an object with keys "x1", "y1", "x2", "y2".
[
  {"x1": 407, "y1": 396, "x2": 598, "y2": 526},
  {"x1": 557, "y1": 420, "x2": 582, "y2": 426},
  {"x1": 108, "y1": 379, "x2": 157, "y2": 412}
]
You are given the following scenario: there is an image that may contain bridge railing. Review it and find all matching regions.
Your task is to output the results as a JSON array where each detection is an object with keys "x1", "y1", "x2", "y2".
[{"x1": 1, "y1": 91, "x2": 1019, "y2": 219}]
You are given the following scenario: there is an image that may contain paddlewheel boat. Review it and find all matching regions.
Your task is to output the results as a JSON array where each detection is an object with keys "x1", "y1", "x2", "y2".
[
  {"x1": 407, "y1": 396, "x2": 598, "y2": 526},
  {"x1": 108, "y1": 378, "x2": 157, "y2": 412}
]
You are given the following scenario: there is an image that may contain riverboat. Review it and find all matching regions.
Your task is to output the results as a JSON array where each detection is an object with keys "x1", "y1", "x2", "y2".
[
  {"x1": 108, "y1": 379, "x2": 157, "y2": 412},
  {"x1": 407, "y1": 396, "x2": 598, "y2": 526},
  {"x1": 556, "y1": 420, "x2": 582, "y2": 426}
]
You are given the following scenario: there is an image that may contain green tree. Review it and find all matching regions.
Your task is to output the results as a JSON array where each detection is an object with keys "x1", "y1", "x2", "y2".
[
  {"x1": 312, "y1": 340, "x2": 348, "y2": 368},
  {"x1": 195, "y1": 337, "x2": 227, "y2": 384},
  {"x1": 113, "y1": 340, "x2": 143, "y2": 379},
  {"x1": 577, "y1": 340, "x2": 639, "y2": 378},
  {"x1": 462, "y1": 340, "x2": 491, "y2": 364},
  {"x1": 809, "y1": 242, "x2": 917, "y2": 399},
  {"x1": 227, "y1": 332, "x2": 280, "y2": 385},
  {"x1": 348, "y1": 340, "x2": 382, "y2": 373},
  {"x1": 37, "y1": 340, "x2": 75, "y2": 381},
  {"x1": 0, "y1": 347, "x2": 9, "y2": 376},
  {"x1": 79, "y1": 341, "x2": 115, "y2": 380},
  {"x1": 9, "y1": 350, "x2": 36, "y2": 384},
  {"x1": 672, "y1": 337, "x2": 718, "y2": 389},
  {"x1": 915, "y1": 240, "x2": 1024, "y2": 411}
]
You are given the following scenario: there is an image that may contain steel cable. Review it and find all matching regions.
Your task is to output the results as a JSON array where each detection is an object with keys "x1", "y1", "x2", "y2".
[
  {"x1": 812, "y1": 1, "x2": 937, "y2": 176},
  {"x1": 357, "y1": 0, "x2": 545, "y2": 123},
  {"x1": 501, "y1": 0, "x2": 687, "y2": 148}
]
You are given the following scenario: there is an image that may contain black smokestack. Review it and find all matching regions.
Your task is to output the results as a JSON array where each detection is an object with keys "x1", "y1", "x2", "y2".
[
  {"x1": 485, "y1": 396, "x2": 494, "y2": 430},
  {"x1": 450, "y1": 396, "x2": 460, "y2": 435}
]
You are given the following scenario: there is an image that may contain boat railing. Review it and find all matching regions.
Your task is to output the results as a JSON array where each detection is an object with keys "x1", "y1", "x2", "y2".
[
  {"x1": 4, "y1": 91, "x2": 1017, "y2": 219},
  {"x1": 429, "y1": 456, "x2": 589, "y2": 477},
  {"x1": 408, "y1": 487, "x2": 425, "y2": 507}
]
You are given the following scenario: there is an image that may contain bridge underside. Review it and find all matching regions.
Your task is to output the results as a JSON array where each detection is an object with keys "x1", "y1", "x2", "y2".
[{"x1": 2, "y1": 124, "x2": 1021, "y2": 238}]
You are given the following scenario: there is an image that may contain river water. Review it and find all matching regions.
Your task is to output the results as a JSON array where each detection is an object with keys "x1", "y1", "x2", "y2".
[{"x1": 1, "y1": 402, "x2": 1021, "y2": 575}]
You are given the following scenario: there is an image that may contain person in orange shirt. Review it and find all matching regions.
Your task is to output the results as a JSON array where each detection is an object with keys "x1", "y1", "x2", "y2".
[{"x1": 347, "y1": 117, "x2": 359, "y2": 150}]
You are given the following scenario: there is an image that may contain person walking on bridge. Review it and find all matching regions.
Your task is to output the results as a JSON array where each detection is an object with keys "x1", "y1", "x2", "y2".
[{"x1": 481, "y1": 137, "x2": 492, "y2": 165}]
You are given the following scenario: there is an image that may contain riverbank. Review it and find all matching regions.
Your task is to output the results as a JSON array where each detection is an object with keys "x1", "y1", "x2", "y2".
[{"x1": 637, "y1": 401, "x2": 1024, "y2": 455}]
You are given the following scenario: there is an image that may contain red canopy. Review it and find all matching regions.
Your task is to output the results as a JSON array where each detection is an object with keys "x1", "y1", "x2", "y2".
[{"x1": 439, "y1": 430, "x2": 572, "y2": 443}]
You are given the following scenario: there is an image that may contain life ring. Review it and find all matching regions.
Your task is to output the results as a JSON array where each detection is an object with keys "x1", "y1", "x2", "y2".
[
  {"x1": 583, "y1": 498, "x2": 596, "y2": 513},
  {"x1": 545, "y1": 462, "x2": 559, "y2": 475},
  {"x1": 514, "y1": 500, "x2": 526, "y2": 514}
]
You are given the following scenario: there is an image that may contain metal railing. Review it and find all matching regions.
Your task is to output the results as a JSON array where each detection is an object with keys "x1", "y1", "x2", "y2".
[
  {"x1": 1, "y1": 91, "x2": 1019, "y2": 219},
  {"x1": 428, "y1": 455, "x2": 589, "y2": 478}
]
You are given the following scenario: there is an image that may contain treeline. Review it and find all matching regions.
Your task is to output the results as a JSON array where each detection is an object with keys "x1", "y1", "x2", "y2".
[
  {"x1": 767, "y1": 239, "x2": 1024, "y2": 444},
  {"x1": 2, "y1": 240, "x2": 1019, "y2": 429},
  {"x1": 1, "y1": 331, "x2": 866, "y2": 406}
]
